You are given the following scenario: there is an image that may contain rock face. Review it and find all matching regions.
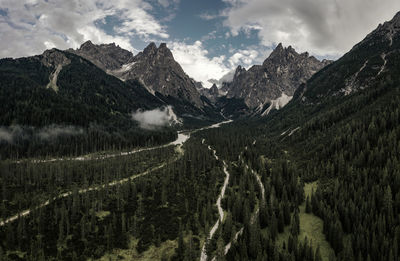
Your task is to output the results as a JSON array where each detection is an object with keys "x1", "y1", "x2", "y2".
[
  {"x1": 223, "y1": 44, "x2": 330, "y2": 109},
  {"x1": 69, "y1": 42, "x2": 204, "y2": 108},
  {"x1": 41, "y1": 49, "x2": 71, "y2": 92},
  {"x1": 340, "y1": 11, "x2": 400, "y2": 95},
  {"x1": 69, "y1": 41, "x2": 133, "y2": 71}
]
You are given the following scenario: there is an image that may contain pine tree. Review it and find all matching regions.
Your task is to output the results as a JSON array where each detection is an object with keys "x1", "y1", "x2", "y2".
[
  {"x1": 305, "y1": 195, "x2": 311, "y2": 213},
  {"x1": 177, "y1": 222, "x2": 185, "y2": 260},
  {"x1": 290, "y1": 210, "x2": 300, "y2": 236},
  {"x1": 216, "y1": 233, "x2": 226, "y2": 261},
  {"x1": 315, "y1": 245, "x2": 322, "y2": 261}
]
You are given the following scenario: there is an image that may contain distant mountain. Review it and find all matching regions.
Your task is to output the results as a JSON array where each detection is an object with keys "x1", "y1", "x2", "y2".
[
  {"x1": 222, "y1": 44, "x2": 331, "y2": 114},
  {"x1": 198, "y1": 84, "x2": 223, "y2": 103},
  {"x1": 70, "y1": 42, "x2": 205, "y2": 108}
]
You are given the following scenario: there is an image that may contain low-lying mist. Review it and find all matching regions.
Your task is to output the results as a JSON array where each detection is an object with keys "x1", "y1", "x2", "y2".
[
  {"x1": 0, "y1": 125, "x2": 83, "y2": 143},
  {"x1": 131, "y1": 106, "x2": 182, "y2": 130}
]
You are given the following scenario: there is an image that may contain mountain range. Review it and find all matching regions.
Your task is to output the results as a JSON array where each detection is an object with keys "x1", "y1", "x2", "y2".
[
  {"x1": 1, "y1": 11, "x2": 400, "y2": 157},
  {"x1": 0, "y1": 36, "x2": 330, "y2": 131},
  {"x1": 221, "y1": 44, "x2": 331, "y2": 111},
  {"x1": 67, "y1": 38, "x2": 333, "y2": 117}
]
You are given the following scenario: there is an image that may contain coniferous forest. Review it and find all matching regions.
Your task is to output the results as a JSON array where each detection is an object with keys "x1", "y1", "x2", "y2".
[
  {"x1": 1, "y1": 79, "x2": 399, "y2": 260},
  {"x1": 1, "y1": 6, "x2": 400, "y2": 261}
]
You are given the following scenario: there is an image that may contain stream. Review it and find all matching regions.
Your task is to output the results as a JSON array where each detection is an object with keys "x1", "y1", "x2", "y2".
[
  {"x1": 1, "y1": 120, "x2": 233, "y2": 227},
  {"x1": 200, "y1": 141, "x2": 230, "y2": 261}
]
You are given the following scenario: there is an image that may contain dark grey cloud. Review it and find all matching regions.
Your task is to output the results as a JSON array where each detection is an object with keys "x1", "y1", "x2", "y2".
[{"x1": 223, "y1": 0, "x2": 400, "y2": 56}]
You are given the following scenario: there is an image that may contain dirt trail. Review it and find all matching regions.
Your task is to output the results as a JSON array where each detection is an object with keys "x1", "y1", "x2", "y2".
[
  {"x1": 2, "y1": 121, "x2": 233, "y2": 227},
  {"x1": 220, "y1": 145, "x2": 266, "y2": 258},
  {"x1": 200, "y1": 142, "x2": 230, "y2": 261},
  {"x1": 0, "y1": 146, "x2": 184, "y2": 227}
]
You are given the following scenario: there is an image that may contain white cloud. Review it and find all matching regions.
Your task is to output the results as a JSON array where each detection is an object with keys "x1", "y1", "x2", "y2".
[
  {"x1": 0, "y1": 0, "x2": 169, "y2": 58},
  {"x1": 157, "y1": 0, "x2": 170, "y2": 8},
  {"x1": 228, "y1": 49, "x2": 259, "y2": 67},
  {"x1": 223, "y1": 0, "x2": 400, "y2": 56},
  {"x1": 208, "y1": 70, "x2": 235, "y2": 87},
  {"x1": 169, "y1": 40, "x2": 272, "y2": 88},
  {"x1": 169, "y1": 40, "x2": 231, "y2": 88},
  {"x1": 199, "y1": 13, "x2": 218, "y2": 21}
]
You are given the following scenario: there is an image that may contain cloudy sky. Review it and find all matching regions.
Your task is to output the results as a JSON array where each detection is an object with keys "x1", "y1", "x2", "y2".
[{"x1": 1, "y1": 0, "x2": 399, "y2": 87}]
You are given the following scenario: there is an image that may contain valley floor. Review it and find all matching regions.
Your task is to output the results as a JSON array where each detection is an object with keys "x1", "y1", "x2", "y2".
[{"x1": 0, "y1": 119, "x2": 338, "y2": 261}]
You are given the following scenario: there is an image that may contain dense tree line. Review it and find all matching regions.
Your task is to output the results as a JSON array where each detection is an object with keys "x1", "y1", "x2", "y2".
[
  {"x1": 0, "y1": 125, "x2": 177, "y2": 160},
  {"x1": 0, "y1": 146, "x2": 175, "y2": 219},
  {"x1": 295, "y1": 89, "x2": 400, "y2": 260},
  {"x1": 0, "y1": 138, "x2": 227, "y2": 260}
]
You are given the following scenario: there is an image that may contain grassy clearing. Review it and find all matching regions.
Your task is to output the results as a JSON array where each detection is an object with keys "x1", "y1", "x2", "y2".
[
  {"x1": 299, "y1": 182, "x2": 334, "y2": 261},
  {"x1": 94, "y1": 230, "x2": 204, "y2": 261},
  {"x1": 276, "y1": 182, "x2": 334, "y2": 261},
  {"x1": 94, "y1": 237, "x2": 177, "y2": 261},
  {"x1": 95, "y1": 211, "x2": 110, "y2": 219}
]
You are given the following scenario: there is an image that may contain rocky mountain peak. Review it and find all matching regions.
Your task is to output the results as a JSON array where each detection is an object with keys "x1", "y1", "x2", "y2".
[
  {"x1": 159, "y1": 43, "x2": 168, "y2": 49},
  {"x1": 68, "y1": 40, "x2": 133, "y2": 71},
  {"x1": 41, "y1": 49, "x2": 70, "y2": 68},
  {"x1": 143, "y1": 42, "x2": 157, "y2": 55},
  {"x1": 391, "y1": 11, "x2": 400, "y2": 25},
  {"x1": 127, "y1": 43, "x2": 204, "y2": 107},
  {"x1": 80, "y1": 40, "x2": 95, "y2": 50},
  {"x1": 139, "y1": 42, "x2": 174, "y2": 61},
  {"x1": 267, "y1": 43, "x2": 295, "y2": 57},
  {"x1": 156, "y1": 43, "x2": 174, "y2": 58},
  {"x1": 210, "y1": 84, "x2": 219, "y2": 95},
  {"x1": 354, "y1": 11, "x2": 400, "y2": 52},
  {"x1": 198, "y1": 83, "x2": 221, "y2": 103},
  {"x1": 234, "y1": 65, "x2": 246, "y2": 77},
  {"x1": 224, "y1": 44, "x2": 330, "y2": 110},
  {"x1": 265, "y1": 43, "x2": 306, "y2": 66},
  {"x1": 382, "y1": 11, "x2": 400, "y2": 34},
  {"x1": 274, "y1": 43, "x2": 284, "y2": 52},
  {"x1": 67, "y1": 41, "x2": 205, "y2": 108}
]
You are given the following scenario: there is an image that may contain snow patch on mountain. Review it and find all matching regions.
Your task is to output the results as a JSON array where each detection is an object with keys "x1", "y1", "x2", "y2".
[
  {"x1": 116, "y1": 62, "x2": 136, "y2": 73},
  {"x1": 377, "y1": 53, "x2": 387, "y2": 76},
  {"x1": 261, "y1": 92, "x2": 293, "y2": 116}
]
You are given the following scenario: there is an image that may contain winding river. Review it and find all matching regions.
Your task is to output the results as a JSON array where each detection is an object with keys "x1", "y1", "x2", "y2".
[
  {"x1": 200, "y1": 141, "x2": 231, "y2": 261},
  {"x1": 1, "y1": 120, "x2": 233, "y2": 227}
]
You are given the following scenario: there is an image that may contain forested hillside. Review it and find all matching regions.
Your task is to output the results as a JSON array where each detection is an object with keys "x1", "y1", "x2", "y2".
[{"x1": 0, "y1": 50, "x2": 179, "y2": 159}]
